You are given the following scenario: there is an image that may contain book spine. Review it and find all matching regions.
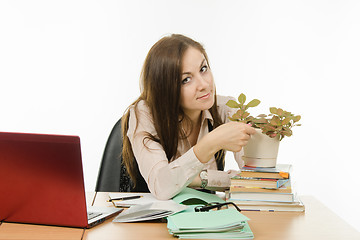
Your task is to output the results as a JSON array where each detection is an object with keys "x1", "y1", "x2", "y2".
[{"x1": 230, "y1": 186, "x2": 292, "y2": 193}]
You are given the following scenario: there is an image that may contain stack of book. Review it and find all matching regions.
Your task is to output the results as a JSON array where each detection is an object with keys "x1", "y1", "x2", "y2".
[{"x1": 227, "y1": 164, "x2": 305, "y2": 212}]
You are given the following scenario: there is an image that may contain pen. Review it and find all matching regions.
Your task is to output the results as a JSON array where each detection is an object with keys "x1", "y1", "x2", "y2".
[{"x1": 108, "y1": 195, "x2": 142, "y2": 202}]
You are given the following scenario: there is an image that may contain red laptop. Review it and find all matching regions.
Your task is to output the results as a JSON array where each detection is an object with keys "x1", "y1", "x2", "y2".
[{"x1": 0, "y1": 131, "x2": 121, "y2": 228}]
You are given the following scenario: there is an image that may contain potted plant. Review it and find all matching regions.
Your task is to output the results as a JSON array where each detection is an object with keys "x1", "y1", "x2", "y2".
[{"x1": 226, "y1": 93, "x2": 301, "y2": 167}]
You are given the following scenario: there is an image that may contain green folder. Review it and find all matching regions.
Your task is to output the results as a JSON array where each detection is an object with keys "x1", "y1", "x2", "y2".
[
  {"x1": 167, "y1": 209, "x2": 253, "y2": 239},
  {"x1": 168, "y1": 208, "x2": 249, "y2": 229},
  {"x1": 169, "y1": 188, "x2": 254, "y2": 239},
  {"x1": 172, "y1": 187, "x2": 225, "y2": 205}
]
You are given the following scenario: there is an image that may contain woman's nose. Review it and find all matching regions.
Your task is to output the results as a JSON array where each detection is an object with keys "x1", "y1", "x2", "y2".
[{"x1": 196, "y1": 75, "x2": 210, "y2": 90}]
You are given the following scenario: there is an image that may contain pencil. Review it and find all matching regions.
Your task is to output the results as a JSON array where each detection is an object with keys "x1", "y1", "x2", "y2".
[{"x1": 108, "y1": 195, "x2": 142, "y2": 202}]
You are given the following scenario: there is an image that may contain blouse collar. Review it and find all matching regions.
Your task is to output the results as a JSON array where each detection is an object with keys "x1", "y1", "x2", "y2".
[{"x1": 202, "y1": 109, "x2": 214, "y2": 127}]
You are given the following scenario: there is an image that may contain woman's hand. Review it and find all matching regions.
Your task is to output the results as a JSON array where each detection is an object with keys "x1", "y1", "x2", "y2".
[
  {"x1": 212, "y1": 122, "x2": 256, "y2": 152},
  {"x1": 194, "y1": 122, "x2": 255, "y2": 163}
]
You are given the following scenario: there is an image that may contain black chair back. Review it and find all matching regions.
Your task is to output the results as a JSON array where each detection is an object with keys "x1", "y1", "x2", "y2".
[{"x1": 95, "y1": 118, "x2": 149, "y2": 192}]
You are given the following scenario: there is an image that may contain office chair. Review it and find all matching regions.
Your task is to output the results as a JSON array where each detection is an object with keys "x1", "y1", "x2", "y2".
[{"x1": 95, "y1": 118, "x2": 149, "y2": 192}]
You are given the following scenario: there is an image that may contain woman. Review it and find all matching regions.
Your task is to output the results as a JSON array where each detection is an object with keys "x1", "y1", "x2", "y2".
[{"x1": 122, "y1": 34, "x2": 255, "y2": 200}]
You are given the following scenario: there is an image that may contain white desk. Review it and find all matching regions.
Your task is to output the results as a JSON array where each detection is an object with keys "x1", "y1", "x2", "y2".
[{"x1": 1, "y1": 192, "x2": 359, "y2": 240}]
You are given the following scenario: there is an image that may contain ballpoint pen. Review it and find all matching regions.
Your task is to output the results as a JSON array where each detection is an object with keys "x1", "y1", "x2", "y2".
[{"x1": 108, "y1": 195, "x2": 142, "y2": 202}]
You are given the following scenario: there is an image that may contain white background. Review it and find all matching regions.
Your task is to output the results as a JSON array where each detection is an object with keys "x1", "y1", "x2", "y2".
[{"x1": 1, "y1": 0, "x2": 359, "y2": 232}]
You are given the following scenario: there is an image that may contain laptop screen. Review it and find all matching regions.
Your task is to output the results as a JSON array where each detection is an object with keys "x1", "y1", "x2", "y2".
[{"x1": 0, "y1": 132, "x2": 88, "y2": 228}]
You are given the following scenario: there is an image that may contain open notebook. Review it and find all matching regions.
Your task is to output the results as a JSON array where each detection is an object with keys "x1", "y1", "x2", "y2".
[{"x1": 0, "y1": 131, "x2": 121, "y2": 228}]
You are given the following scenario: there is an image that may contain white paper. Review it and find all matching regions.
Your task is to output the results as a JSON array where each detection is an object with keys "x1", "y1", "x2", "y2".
[
  {"x1": 113, "y1": 200, "x2": 188, "y2": 222},
  {"x1": 108, "y1": 192, "x2": 165, "y2": 207}
]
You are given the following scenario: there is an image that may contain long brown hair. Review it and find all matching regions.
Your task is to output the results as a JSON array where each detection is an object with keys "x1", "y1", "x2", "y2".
[{"x1": 122, "y1": 34, "x2": 223, "y2": 185}]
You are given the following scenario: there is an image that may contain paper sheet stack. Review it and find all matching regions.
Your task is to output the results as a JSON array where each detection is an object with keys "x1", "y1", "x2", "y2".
[
  {"x1": 112, "y1": 201, "x2": 188, "y2": 223},
  {"x1": 167, "y1": 208, "x2": 254, "y2": 239}
]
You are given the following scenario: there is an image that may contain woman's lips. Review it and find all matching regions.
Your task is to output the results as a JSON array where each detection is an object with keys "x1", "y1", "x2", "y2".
[{"x1": 197, "y1": 93, "x2": 210, "y2": 100}]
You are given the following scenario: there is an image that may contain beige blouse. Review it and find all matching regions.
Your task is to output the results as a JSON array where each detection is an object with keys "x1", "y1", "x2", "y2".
[{"x1": 127, "y1": 95, "x2": 243, "y2": 200}]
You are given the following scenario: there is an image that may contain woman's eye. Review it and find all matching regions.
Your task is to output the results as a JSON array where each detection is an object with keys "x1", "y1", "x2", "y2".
[
  {"x1": 200, "y1": 65, "x2": 208, "y2": 73},
  {"x1": 182, "y1": 77, "x2": 191, "y2": 84}
]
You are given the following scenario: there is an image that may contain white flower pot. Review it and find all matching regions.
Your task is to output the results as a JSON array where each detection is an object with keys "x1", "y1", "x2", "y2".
[{"x1": 242, "y1": 128, "x2": 280, "y2": 168}]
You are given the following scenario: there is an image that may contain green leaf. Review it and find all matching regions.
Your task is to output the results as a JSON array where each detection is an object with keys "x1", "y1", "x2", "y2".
[
  {"x1": 263, "y1": 125, "x2": 276, "y2": 132},
  {"x1": 269, "y1": 132, "x2": 278, "y2": 138},
  {"x1": 236, "y1": 109, "x2": 244, "y2": 115},
  {"x1": 293, "y1": 115, "x2": 301, "y2": 122},
  {"x1": 282, "y1": 129, "x2": 293, "y2": 137},
  {"x1": 270, "y1": 107, "x2": 277, "y2": 114},
  {"x1": 277, "y1": 108, "x2": 284, "y2": 116},
  {"x1": 253, "y1": 118, "x2": 268, "y2": 124},
  {"x1": 246, "y1": 99, "x2": 261, "y2": 108},
  {"x1": 242, "y1": 112, "x2": 250, "y2": 119},
  {"x1": 226, "y1": 100, "x2": 240, "y2": 108},
  {"x1": 228, "y1": 116, "x2": 239, "y2": 122},
  {"x1": 231, "y1": 112, "x2": 241, "y2": 120},
  {"x1": 232, "y1": 114, "x2": 241, "y2": 120},
  {"x1": 284, "y1": 111, "x2": 292, "y2": 117},
  {"x1": 238, "y1": 93, "x2": 246, "y2": 104},
  {"x1": 282, "y1": 118, "x2": 291, "y2": 125},
  {"x1": 270, "y1": 116, "x2": 281, "y2": 126},
  {"x1": 246, "y1": 116, "x2": 255, "y2": 123}
]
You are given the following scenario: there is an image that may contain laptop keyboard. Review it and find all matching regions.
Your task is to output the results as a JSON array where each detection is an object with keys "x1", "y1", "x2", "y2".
[{"x1": 87, "y1": 212, "x2": 102, "y2": 220}]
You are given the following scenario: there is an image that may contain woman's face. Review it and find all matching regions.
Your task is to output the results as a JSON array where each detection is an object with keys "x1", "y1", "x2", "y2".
[{"x1": 180, "y1": 47, "x2": 215, "y2": 120}]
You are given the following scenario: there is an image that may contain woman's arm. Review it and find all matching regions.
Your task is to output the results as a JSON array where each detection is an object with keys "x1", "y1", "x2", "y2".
[
  {"x1": 194, "y1": 121, "x2": 255, "y2": 163},
  {"x1": 128, "y1": 99, "x2": 255, "y2": 200},
  {"x1": 128, "y1": 102, "x2": 205, "y2": 200}
]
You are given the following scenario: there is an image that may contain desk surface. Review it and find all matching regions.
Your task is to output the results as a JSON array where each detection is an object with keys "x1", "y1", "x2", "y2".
[{"x1": 1, "y1": 192, "x2": 359, "y2": 240}]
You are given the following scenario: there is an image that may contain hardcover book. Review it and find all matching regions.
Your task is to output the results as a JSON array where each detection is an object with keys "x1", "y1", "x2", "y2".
[{"x1": 240, "y1": 164, "x2": 292, "y2": 179}]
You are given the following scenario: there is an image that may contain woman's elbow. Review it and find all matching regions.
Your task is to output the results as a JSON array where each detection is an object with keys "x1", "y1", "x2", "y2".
[{"x1": 150, "y1": 183, "x2": 184, "y2": 200}]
